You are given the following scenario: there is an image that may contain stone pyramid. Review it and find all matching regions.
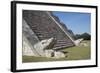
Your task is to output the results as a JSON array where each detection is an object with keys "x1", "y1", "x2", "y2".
[{"x1": 23, "y1": 10, "x2": 75, "y2": 50}]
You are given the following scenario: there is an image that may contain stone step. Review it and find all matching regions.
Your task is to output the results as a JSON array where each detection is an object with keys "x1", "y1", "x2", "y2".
[{"x1": 23, "y1": 10, "x2": 75, "y2": 50}]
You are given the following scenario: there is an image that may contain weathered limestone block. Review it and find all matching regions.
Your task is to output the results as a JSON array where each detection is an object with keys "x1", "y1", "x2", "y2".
[
  {"x1": 44, "y1": 49, "x2": 65, "y2": 58},
  {"x1": 22, "y1": 35, "x2": 39, "y2": 56},
  {"x1": 44, "y1": 50, "x2": 54, "y2": 57},
  {"x1": 74, "y1": 38, "x2": 83, "y2": 46},
  {"x1": 33, "y1": 38, "x2": 55, "y2": 56},
  {"x1": 54, "y1": 51, "x2": 65, "y2": 58}
]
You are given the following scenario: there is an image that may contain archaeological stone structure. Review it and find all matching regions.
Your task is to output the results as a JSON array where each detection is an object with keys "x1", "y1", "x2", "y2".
[{"x1": 22, "y1": 10, "x2": 76, "y2": 58}]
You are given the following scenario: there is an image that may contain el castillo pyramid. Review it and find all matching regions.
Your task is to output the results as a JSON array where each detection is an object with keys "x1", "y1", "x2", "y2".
[{"x1": 22, "y1": 10, "x2": 76, "y2": 57}]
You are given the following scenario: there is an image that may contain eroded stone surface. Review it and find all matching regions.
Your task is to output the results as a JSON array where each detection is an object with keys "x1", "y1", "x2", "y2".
[
  {"x1": 33, "y1": 38, "x2": 55, "y2": 56},
  {"x1": 22, "y1": 19, "x2": 41, "y2": 56}
]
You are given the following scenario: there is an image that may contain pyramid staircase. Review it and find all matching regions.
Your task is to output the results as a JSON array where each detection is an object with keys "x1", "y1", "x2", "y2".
[{"x1": 23, "y1": 10, "x2": 75, "y2": 50}]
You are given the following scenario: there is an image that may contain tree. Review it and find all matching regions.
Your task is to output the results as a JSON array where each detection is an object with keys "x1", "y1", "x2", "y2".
[
  {"x1": 81, "y1": 33, "x2": 91, "y2": 40},
  {"x1": 75, "y1": 33, "x2": 91, "y2": 40}
]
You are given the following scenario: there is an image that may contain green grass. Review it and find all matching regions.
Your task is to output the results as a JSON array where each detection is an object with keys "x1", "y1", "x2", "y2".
[
  {"x1": 61, "y1": 45, "x2": 90, "y2": 60},
  {"x1": 22, "y1": 56, "x2": 66, "y2": 62},
  {"x1": 22, "y1": 40, "x2": 91, "y2": 63}
]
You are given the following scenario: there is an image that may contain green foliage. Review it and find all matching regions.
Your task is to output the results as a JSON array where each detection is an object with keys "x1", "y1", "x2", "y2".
[{"x1": 75, "y1": 33, "x2": 91, "y2": 40}]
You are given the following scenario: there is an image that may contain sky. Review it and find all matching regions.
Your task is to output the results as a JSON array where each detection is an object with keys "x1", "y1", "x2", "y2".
[{"x1": 53, "y1": 11, "x2": 91, "y2": 34}]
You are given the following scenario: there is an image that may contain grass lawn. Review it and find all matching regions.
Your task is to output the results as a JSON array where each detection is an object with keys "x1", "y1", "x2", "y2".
[{"x1": 22, "y1": 40, "x2": 91, "y2": 63}]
